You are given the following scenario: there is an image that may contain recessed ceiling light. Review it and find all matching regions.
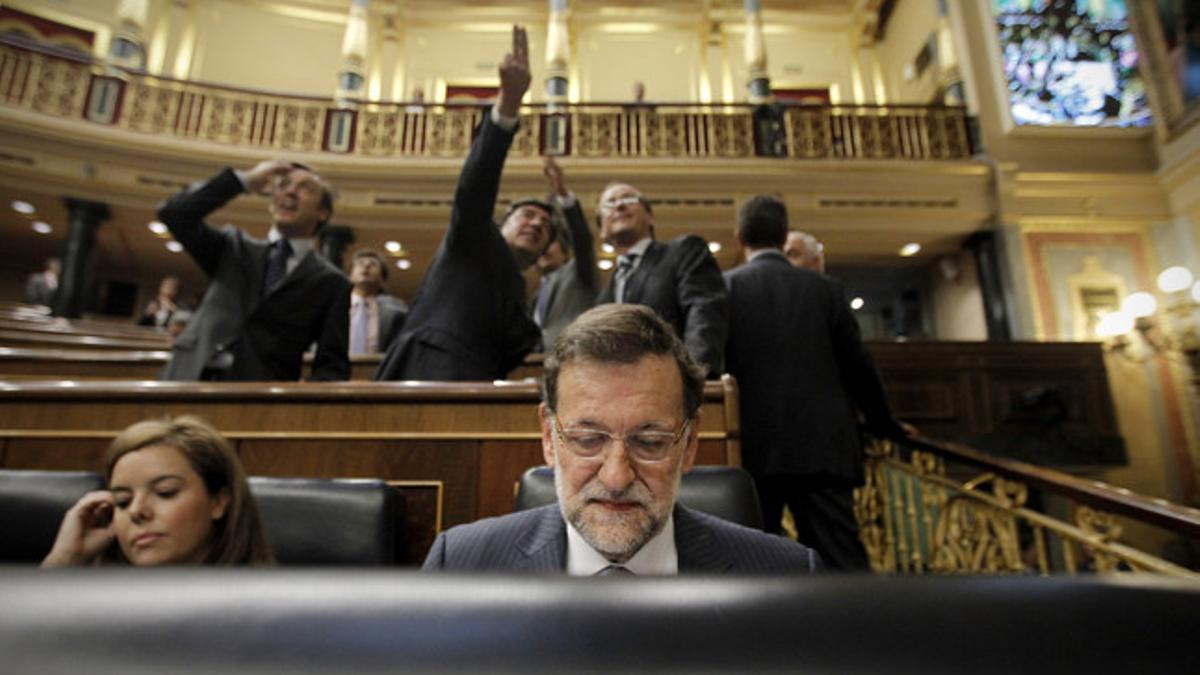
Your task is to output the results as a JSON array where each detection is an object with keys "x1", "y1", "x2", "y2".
[
  {"x1": 166, "y1": 241, "x2": 184, "y2": 253},
  {"x1": 12, "y1": 200, "x2": 35, "y2": 215},
  {"x1": 148, "y1": 221, "x2": 168, "y2": 235},
  {"x1": 601, "y1": 243, "x2": 614, "y2": 254},
  {"x1": 385, "y1": 240, "x2": 402, "y2": 253},
  {"x1": 1156, "y1": 266, "x2": 1193, "y2": 293},
  {"x1": 850, "y1": 297, "x2": 865, "y2": 310},
  {"x1": 597, "y1": 259, "x2": 614, "y2": 271},
  {"x1": 708, "y1": 241, "x2": 722, "y2": 253},
  {"x1": 396, "y1": 259, "x2": 412, "y2": 270},
  {"x1": 899, "y1": 242, "x2": 921, "y2": 257},
  {"x1": 31, "y1": 221, "x2": 52, "y2": 234}
]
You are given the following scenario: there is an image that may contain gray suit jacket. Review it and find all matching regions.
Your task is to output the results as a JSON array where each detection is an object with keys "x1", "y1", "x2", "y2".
[
  {"x1": 535, "y1": 199, "x2": 597, "y2": 351},
  {"x1": 598, "y1": 236, "x2": 729, "y2": 375},
  {"x1": 157, "y1": 169, "x2": 352, "y2": 381},
  {"x1": 422, "y1": 503, "x2": 822, "y2": 573},
  {"x1": 376, "y1": 294, "x2": 408, "y2": 352}
]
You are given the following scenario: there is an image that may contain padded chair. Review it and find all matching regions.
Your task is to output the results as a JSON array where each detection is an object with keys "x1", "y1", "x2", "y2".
[
  {"x1": 514, "y1": 465, "x2": 764, "y2": 530},
  {"x1": 249, "y1": 477, "x2": 403, "y2": 566},
  {"x1": 0, "y1": 469, "x2": 103, "y2": 563}
]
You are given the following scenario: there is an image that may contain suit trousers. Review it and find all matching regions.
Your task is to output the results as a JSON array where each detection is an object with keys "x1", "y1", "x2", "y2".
[{"x1": 755, "y1": 474, "x2": 870, "y2": 572}]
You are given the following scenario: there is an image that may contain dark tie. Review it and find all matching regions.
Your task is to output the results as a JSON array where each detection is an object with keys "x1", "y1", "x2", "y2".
[
  {"x1": 595, "y1": 565, "x2": 635, "y2": 576},
  {"x1": 262, "y1": 239, "x2": 291, "y2": 297},
  {"x1": 614, "y1": 253, "x2": 638, "y2": 303}
]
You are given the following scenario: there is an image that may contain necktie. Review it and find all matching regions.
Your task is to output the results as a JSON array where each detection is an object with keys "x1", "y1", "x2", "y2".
[
  {"x1": 534, "y1": 276, "x2": 550, "y2": 327},
  {"x1": 262, "y1": 239, "x2": 291, "y2": 297},
  {"x1": 595, "y1": 565, "x2": 635, "y2": 576},
  {"x1": 614, "y1": 253, "x2": 638, "y2": 303},
  {"x1": 350, "y1": 298, "x2": 371, "y2": 354}
]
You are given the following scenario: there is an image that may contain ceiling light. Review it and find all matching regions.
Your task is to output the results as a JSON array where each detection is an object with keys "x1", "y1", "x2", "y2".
[
  {"x1": 166, "y1": 241, "x2": 184, "y2": 253},
  {"x1": 708, "y1": 241, "x2": 722, "y2": 253},
  {"x1": 899, "y1": 242, "x2": 921, "y2": 257},
  {"x1": 12, "y1": 200, "x2": 34, "y2": 215},
  {"x1": 396, "y1": 259, "x2": 412, "y2": 270},
  {"x1": 1192, "y1": 281, "x2": 1200, "y2": 303},
  {"x1": 31, "y1": 221, "x2": 52, "y2": 234},
  {"x1": 1095, "y1": 311, "x2": 1134, "y2": 337},
  {"x1": 148, "y1": 221, "x2": 168, "y2": 235},
  {"x1": 385, "y1": 240, "x2": 402, "y2": 253},
  {"x1": 1121, "y1": 291, "x2": 1157, "y2": 318},
  {"x1": 598, "y1": 259, "x2": 614, "y2": 271},
  {"x1": 601, "y1": 243, "x2": 614, "y2": 254},
  {"x1": 850, "y1": 297, "x2": 865, "y2": 310},
  {"x1": 1156, "y1": 266, "x2": 1194, "y2": 293}
]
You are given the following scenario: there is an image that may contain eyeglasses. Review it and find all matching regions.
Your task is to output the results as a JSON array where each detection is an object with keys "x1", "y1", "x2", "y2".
[
  {"x1": 599, "y1": 195, "x2": 643, "y2": 214},
  {"x1": 550, "y1": 415, "x2": 691, "y2": 464}
]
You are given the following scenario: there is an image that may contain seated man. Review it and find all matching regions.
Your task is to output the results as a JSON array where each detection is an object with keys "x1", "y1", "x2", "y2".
[{"x1": 423, "y1": 304, "x2": 821, "y2": 574}]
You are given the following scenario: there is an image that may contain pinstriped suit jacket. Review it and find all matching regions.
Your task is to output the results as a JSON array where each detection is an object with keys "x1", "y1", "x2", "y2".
[{"x1": 421, "y1": 504, "x2": 822, "y2": 573}]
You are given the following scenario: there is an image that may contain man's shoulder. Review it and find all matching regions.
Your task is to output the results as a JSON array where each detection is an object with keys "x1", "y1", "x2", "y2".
[{"x1": 680, "y1": 506, "x2": 823, "y2": 572}]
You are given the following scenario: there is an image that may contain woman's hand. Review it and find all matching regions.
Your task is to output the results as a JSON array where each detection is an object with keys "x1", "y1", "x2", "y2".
[{"x1": 42, "y1": 491, "x2": 116, "y2": 567}]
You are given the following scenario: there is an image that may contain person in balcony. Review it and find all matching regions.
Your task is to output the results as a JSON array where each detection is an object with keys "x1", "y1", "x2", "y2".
[
  {"x1": 155, "y1": 159, "x2": 351, "y2": 381},
  {"x1": 422, "y1": 304, "x2": 821, "y2": 574},
  {"x1": 724, "y1": 195, "x2": 916, "y2": 571},
  {"x1": 593, "y1": 182, "x2": 729, "y2": 376},
  {"x1": 348, "y1": 249, "x2": 408, "y2": 355},
  {"x1": 531, "y1": 156, "x2": 597, "y2": 353},
  {"x1": 375, "y1": 25, "x2": 555, "y2": 381},
  {"x1": 42, "y1": 415, "x2": 274, "y2": 567}
]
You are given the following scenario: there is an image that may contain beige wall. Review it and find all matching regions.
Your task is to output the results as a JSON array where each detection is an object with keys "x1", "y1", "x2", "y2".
[
  {"x1": 928, "y1": 252, "x2": 987, "y2": 340},
  {"x1": 872, "y1": 0, "x2": 942, "y2": 104}
]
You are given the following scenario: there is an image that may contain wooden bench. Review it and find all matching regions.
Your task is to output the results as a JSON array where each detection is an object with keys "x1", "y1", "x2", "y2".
[{"x1": 0, "y1": 378, "x2": 743, "y2": 561}]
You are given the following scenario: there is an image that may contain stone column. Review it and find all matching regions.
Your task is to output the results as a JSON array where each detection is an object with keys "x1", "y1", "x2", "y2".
[
  {"x1": 111, "y1": 0, "x2": 149, "y2": 69},
  {"x1": 743, "y1": 0, "x2": 770, "y2": 102},
  {"x1": 337, "y1": 0, "x2": 370, "y2": 104},
  {"x1": 965, "y1": 231, "x2": 1013, "y2": 340},
  {"x1": 320, "y1": 225, "x2": 356, "y2": 270},
  {"x1": 52, "y1": 199, "x2": 110, "y2": 319},
  {"x1": 544, "y1": 0, "x2": 571, "y2": 155}
]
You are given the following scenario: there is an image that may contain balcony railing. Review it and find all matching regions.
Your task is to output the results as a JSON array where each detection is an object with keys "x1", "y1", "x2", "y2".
[
  {"x1": 0, "y1": 36, "x2": 975, "y2": 160},
  {"x1": 858, "y1": 433, "x2": 1200, "y2": 577}
]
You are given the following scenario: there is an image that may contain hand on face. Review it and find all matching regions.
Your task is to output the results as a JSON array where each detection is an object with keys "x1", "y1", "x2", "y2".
[
  {"x1": 42, "y1": 490, "x2": 116, "y2": 567},
  {"x1": 497, "y1": 25, "x2": 531, "y2": 118}
]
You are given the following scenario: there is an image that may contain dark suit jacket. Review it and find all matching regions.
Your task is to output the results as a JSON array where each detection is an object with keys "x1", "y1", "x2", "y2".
[
  {"x1": 535, "y1": 199, "x2": 597, "y2": 351},
  {"x1": 375, "y1": 114, "x2": 538, "y2": 381},
  {"x1": 723, "y1": 251, "x2": 903, "y2": 483},
  {"x1": 598, "y1": 236, "x2": 728, "y2": 374},
  {"x1": 156, "y1": 169, "x2": 351, "y2": 381},
  {"x1": 422, "y1": 503, "x2": 822, "y2": 573}
]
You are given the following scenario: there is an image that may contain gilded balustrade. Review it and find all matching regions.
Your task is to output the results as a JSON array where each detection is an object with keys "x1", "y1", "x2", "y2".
[
  {"x1": 0, "y1": 38, "x2": 974, "y2": 161},
  {"x1": 856, "y1": 435, "x2": 1200, "y2": 578}
]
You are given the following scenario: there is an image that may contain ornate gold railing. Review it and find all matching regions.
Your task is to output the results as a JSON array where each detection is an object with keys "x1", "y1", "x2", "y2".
[
  {"x1": 0, "y1": 36, "x2": 975, "y2": 160},
  {"x1": 857, "y1": 434, "x2": 1200, "y2": 577}
]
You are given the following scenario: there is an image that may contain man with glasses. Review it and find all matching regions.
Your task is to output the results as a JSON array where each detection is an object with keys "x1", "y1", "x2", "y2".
[
  {"x1": 594, "y1": 182, "x2": 728, "y2": 376},
  {"x1": 422, "y1": 304, "x2": 821, "y2": 574}
]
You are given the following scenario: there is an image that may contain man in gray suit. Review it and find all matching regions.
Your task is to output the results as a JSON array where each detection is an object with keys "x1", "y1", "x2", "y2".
[
  {"x1": 423, "y1": 304, "x2": 821, "y2": 574},
  {"x1": 531, "y1": 156, "x2": 596, "y2": 352},
  {"x1": 348, "y1": 249, "x2": 407, "y2": 354},
  {"x1": 157, "y1": 160, "x2": 351, "y2": 381}
]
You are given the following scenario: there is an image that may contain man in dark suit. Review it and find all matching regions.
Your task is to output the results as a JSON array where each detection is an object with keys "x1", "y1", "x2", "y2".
[
  {"x1": 724, "y1": 195, "x2": 914, "y2": 570},
  {"x1": 348, "y1": 250, "x2": 407, "y2": 354},
  {"x1": 156, "y1": 159, "x2": 351, "y2": 381},
  {"x1": 595, "y1": 182, "x2": 728, "y2": 375},
  {"x1": 423, "y1": 304, "x2": 821, "y2": 574},
  {"x1": 531, "y1": 156, "x2": 596, "y2": 352},
  {"x1": 375, "y1": 26, "x2": 554, "y2": 381}
]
